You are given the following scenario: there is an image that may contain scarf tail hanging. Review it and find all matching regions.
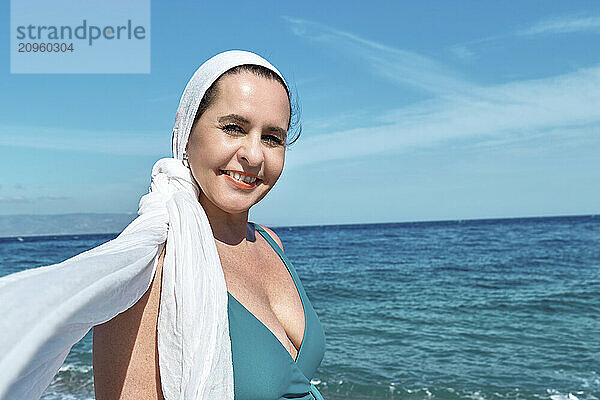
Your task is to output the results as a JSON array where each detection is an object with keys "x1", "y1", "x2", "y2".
[
  {"x1": 0, "y1": 211, "x2": 166, "y2": 399},
  {"x1": 158, "y1": 189, "x2": 234, "y2": 400}
]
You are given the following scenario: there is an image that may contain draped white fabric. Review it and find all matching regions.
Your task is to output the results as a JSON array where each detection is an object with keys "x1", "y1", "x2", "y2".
[{"x1": 0, "y1": 50, "x2": 288, "y2": 400}]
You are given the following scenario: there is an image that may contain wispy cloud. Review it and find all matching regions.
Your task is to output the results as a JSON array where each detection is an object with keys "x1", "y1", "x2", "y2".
[
  {"x1": 448, "y1": 45, "x2": 476, "y2": 61},
  {"x1": 518, "y1": 15, "x2": 600, "y2": 36},
  {"x1": 0, "y1": 196, "x2": 27, "y2": 203},
  {"x1": 284, "y1": 17, "x2": 600, "y2": 168},
  {"x1": 287, "y1": 68, "x2": 600, "y2": 167},
  {"x1": 283, "y1": 16, "x2": 474, "y2": 97},
  {"x1": 0, "y1": 195, "x2": 69, "y2": 203},
  {"x1": 448, "y1": 14, "x2": 600, "y2": 61}
]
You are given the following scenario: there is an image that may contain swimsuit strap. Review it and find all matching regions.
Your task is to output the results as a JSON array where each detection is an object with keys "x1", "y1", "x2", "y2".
[{"x1": 251, "y1": 222, "x2": 284, "y2": 253}]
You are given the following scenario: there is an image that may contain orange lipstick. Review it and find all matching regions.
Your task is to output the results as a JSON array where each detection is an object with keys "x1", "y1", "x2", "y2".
[{"x1": 221, "y1": 170, "x2": 261, "y2": 190}]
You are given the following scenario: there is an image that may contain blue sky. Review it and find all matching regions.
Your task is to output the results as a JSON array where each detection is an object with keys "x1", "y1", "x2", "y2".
[{"x1": 1, "y1": 1, "x2": 599, "y2": 227}]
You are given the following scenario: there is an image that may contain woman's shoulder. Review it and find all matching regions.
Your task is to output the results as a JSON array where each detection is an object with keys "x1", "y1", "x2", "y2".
[{"x1": 255, "y1": 223, "x2": 284, "y2": 252}]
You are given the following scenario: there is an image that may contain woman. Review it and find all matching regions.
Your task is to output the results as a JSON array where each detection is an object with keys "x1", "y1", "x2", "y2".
[{"x1": 0, "y1": 50, "x2": 325, "y2": 400}]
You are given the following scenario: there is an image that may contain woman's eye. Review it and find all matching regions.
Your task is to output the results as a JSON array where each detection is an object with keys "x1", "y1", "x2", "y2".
[
  {"x1": 222, "y1": 124, "x2": 244, "y2": 134},
  {"x1": 263, "y1": 135, "x2": 283, "y2": 146},
  {"x1": 221, "y1": 124, "x2": 282, "y2": 146}
]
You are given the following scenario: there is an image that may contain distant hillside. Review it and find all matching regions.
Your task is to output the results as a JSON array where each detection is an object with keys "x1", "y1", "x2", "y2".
[{"x1": 0, "y1": 213, "x2": 137, "y2": 238}]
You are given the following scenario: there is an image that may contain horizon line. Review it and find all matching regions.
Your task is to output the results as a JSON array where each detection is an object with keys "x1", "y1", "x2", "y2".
[{"x1": 0, "y1": 212, "x2": 596, "y2": 240}]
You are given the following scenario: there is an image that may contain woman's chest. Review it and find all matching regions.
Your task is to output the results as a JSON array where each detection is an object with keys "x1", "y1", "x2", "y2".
[{"x1": 217, "y1": 243, "x2": 306, "y2": 361}]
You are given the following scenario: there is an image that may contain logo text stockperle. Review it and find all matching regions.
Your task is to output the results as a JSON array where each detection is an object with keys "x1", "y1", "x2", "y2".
[{"x1": 16, "y1": 19, "x2": 146, "y2": 46}]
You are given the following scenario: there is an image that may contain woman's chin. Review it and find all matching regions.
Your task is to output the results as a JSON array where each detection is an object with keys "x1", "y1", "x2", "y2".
[
  {"x1": 214, "y1": 195, "x2": 259, "y2": 214},
  {"x1": 220, "y1": 204, "x2": 253, "y2": 214}
]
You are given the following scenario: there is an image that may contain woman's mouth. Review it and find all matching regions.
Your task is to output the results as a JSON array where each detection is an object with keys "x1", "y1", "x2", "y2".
[{"x1": 220, "y1": 170, "x2": 262, "y2": 190}]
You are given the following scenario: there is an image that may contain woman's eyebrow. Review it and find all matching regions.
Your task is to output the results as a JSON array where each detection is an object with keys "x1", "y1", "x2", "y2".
[{"x1": 218, "y1": 114, "x2": 250, "y2": 125}]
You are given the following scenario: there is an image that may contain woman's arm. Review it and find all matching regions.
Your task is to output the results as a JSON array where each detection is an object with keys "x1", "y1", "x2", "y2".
[{"x1": 92, "y1": 247, "x2": 166, "y2": 400}]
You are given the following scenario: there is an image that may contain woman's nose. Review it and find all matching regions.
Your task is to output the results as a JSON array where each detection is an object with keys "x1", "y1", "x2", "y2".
[{"x1": 237, "y1": 132, "x2": 264, "y2": 166}]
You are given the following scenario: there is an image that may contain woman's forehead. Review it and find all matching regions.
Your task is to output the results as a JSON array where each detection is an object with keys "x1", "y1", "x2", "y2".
[
  {"x1": 212, "y1": 73, "x2": 291, "y2": 117},
  {"x1": 217, "y1": 71, "x2": 288, "y2": 97}
]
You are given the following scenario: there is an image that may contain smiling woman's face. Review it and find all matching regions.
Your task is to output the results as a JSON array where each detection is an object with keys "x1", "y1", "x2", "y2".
[{"x1": 185, "y1": 71, "x2": 290, "y2": 215}]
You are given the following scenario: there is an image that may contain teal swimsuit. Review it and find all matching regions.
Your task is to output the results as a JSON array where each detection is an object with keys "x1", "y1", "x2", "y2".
[{"x1": 227, "y1": 222, "x2": 326, "y2": 400}]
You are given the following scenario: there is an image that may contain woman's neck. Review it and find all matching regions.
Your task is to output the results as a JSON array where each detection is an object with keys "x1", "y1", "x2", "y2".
[{"x1": 199, "y1": 194, "x2": 251, "y2": 247}]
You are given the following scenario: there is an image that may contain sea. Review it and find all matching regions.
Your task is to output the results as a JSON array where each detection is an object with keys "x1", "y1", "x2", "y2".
[{"x1": 0, "y1": 215, "x2": 598, "y2": 400}]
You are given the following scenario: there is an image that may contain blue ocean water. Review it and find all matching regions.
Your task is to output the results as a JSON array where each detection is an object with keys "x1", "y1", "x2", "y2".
[{"x1": 0, "y1": 215, "x2": 598, "y2": 400}]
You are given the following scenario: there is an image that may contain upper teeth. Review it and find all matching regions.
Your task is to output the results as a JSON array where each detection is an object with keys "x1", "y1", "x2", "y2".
[{"x1": 225, "y1": 171, "x2": 257, "y2": 184}]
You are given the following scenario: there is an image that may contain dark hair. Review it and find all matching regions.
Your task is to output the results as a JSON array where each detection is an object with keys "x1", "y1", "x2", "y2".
[{"x1": 192, "y1": 64, "x2": 302, "y2": 148}]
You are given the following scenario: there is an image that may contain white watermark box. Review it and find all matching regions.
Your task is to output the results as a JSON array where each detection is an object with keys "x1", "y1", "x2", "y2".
[{"x1": 10, "y1": 0, "x2": 151, "y2": 74}]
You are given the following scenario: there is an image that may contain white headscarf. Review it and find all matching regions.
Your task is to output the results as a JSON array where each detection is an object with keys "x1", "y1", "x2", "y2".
[{"x1": 0, "y1": 50, "x2": 288, "y2": 400}]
